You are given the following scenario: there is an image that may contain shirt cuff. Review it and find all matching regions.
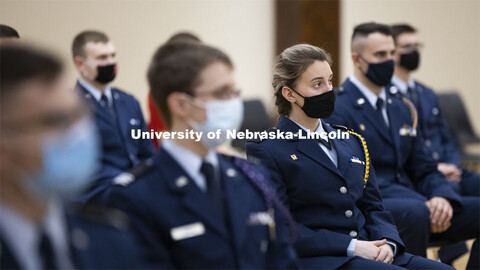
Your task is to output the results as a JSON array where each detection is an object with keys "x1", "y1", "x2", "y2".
[
  {"x1": 347, "y1": 239, "x2": 357, "y2": 257},
  {"x1": 386, "y1": 240, "x2": 397, "y2": 256}
]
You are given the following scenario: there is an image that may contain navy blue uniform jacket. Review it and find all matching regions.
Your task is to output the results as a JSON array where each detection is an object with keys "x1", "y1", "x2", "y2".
[
  {"x1": 0, "y1": 204, "x2": 145, "y2": 269},
  {"x1": 104, "y1": 148, "x2": 298, "y2": 269},
  {"x1": 76, "y1": 82, "x2": 154, "y2": 203},
  {"x1": 326, "y1": 79, "x2": 461, "y2": 205},
  {"x1": 246, "y1": 115, "x2": 408, "y2": 269}
]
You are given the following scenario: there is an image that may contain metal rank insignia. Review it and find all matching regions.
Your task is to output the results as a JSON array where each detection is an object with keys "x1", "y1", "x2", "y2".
[
  {"x1": 399, "y1": 124, "x2": 417, "y2": 137},
  {"x1": 290, "y1": 154, "x2": 298, "y2": 160}
]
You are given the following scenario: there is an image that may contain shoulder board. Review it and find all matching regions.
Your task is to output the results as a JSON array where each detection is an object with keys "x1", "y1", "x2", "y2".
[
  {"x1": 113, "y1": 158, "x2": 155, "y2": 187},
  {"x1": 328, "y1": 124, "x2": 353, "y2": 132},
  {"x1": 247, "y1": 127, "x2": 277, "y2": 143},
  {"x1": 68, "y1": 203, "x2": 130, "y2": 230}
]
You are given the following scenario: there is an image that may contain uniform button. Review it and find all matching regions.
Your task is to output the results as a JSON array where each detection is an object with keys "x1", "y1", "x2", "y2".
[
  {"x1": 349, "y1": 230, "x2": 358, "y2": 237},
  {"x1": 425, "y1": 139, "x2": 431, "y2": 147},
  {"x1": 432, "y1": 152, "x2": 439, "y2": 160},
  {"x1": 396, "y1": 173, "x2": 401, "y2": 179},
  {"x1": 340, "y1": 186, "x2": 348, "y2": 194},
  {"x1": 260, "y1": 240, "x2": 268, "y2": 253},
  {"x1": 129, "y1": 154, "x2": 135, "y2": 161},
  {"x1": 345, "y1": 210, "x2": 353, "y2": 218}
]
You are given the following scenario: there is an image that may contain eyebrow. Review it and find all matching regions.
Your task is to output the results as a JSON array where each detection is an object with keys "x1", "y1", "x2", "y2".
[{"x1": 310, "y1": 74, "x2": 334, "y2": 82}]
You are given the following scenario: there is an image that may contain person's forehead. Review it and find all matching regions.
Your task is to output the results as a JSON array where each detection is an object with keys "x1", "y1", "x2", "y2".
[
  {"x1": 365, "y1": 33, "x2": 395, "y2": 51},
  {"x1": 302, "y1": 61, "x2": 332, "y2": 79},
  {"x1": 397, "y1": 32, "x2": 417, "y2": 44},
  {"x1": 196, "y1": 61, "x2": 234, "y2": 92},
  {"x1": 84, "y1": 41, "x2": 115, "y2": 56},
  {"x1": 2, "y1": 77, "x2": 80, "y2": 123}
]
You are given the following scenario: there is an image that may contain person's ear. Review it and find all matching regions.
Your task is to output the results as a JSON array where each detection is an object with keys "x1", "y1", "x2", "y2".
[
  {"x1": 73, "y1": 56, "x2": 85, "y2": 71},
  {"x1": 167, "y1": 92, "x2": 190, "y2": 119},
  {"x1": 281, "y1": 86, "x2": 297, "y2": 103},
  {"x1": 351, "y1": 52, "x2": 361, "y2": 69}
]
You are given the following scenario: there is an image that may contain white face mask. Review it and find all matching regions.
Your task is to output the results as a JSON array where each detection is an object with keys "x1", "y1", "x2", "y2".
[{"x1": 187, "y1": 97, "x2": 244, "y2": 149}]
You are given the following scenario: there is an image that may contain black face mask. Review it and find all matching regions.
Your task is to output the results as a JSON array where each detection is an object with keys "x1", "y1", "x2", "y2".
[
  {"x1": 290, "y1": 87, "x2": 336, "y2": 119},
  {"x1": 359, "y1": 56, "x2": 394, "y2": 86},
  {"x1": 399, "y1": 50, "x2": 420, "y2": 71},
  {"x1": 95, "y1": 64, "x2": 117, "y2": 84}
]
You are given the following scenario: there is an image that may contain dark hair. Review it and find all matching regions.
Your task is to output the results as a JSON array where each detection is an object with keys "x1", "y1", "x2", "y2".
[
  {"x1": 1, "y1": 46, "x2": 63, "y2": 102},
  {"x1": 391, "y1": 24, "x2": 417, "y2": 41},
  {"x1": 167, "y1": 32, "x2": 201, "y2": 44},
  {"x1": 272, "y1": 44, "x2": 332, "y2": 116},
  {"x1": 147, "y1": 42, "x2": 233, "y2": 128},
  {"x1": 352, "y1": 22, "x2": 393, "y2": 41},
  {"x1": 0, "y1": 24, "x2": 20, "y2": 38},
  {"x1": 72, "y1": 30, "x2": 109, "y2": 58}
]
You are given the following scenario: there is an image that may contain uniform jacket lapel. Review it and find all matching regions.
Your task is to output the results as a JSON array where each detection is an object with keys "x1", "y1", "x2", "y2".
[
  {"x1": 157, "y1": 149, "x2": 229, "y2": 240},
  {"x1": 219, "y1": 155, "x2": 252, "y2": 250},
  {"x1": 76, "y1": 82, "x2": 115, "y2": 127},
  {"x1": 277, "y1": 116, "x2": 343, "y2": 178},
  {"x1": 344, "y1": 80, "x2": 394, "y2": 145}
]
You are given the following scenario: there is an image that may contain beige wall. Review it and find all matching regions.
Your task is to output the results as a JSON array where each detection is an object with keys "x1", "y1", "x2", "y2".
[
  {"x1": 340, "y1": 0, "x2": 480, "y2": 132},
  {"x1": 0, "y1": 0, "x2": 275, "y2": 121}
]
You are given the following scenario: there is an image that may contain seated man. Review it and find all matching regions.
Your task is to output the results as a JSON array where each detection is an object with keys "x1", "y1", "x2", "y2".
[
  {"x1": 0, "y1": 45, "x2": 145, "y2": 269},
  {"x1": 71, "y1": 30, "x2": 154, "y2": 204},
  {"x1": 326, "y1": 22, "x2": 479, "y2": 269},
  {"x1": 104, "y1": 41, "x2": 298, "y2": 268}
]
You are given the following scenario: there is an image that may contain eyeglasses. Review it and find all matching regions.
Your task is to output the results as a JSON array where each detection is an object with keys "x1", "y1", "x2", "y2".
[
  {"x1": 397, "y1": 42, "x2": 424, "y2": 51},
  {"x1": 195, "y1": 88, "x2": 241, "y2": 100}
]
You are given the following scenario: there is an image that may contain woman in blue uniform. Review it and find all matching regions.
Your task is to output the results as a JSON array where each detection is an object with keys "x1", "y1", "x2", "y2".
[{"x1": 245, "y1": 44, "x2": 452, "y2": 270}]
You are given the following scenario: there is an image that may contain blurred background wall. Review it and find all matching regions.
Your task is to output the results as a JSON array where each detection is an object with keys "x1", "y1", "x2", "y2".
[{"x1": 1, "y1": 0, "x2": 478, "y2": 131}]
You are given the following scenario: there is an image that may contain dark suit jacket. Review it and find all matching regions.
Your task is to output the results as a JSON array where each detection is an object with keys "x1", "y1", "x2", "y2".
[
  {"x1": 76, "y1": 82, "x2": 154, "y2": 204},
  {"x1": 104, "y1": 148, "x2": 298, "y2": 269},
  {"x1": 0, "y1": 204, "x2": 145, "y2": 269},
  {"x1": 386, "y1": 81, "x2": 460, "y2": 166},
  {"x1": 326, "y1": 78, "x2": 461, "y2": 206},
  {"x1": 246, "y1": 115, "x2": 408, "y2": 269}
]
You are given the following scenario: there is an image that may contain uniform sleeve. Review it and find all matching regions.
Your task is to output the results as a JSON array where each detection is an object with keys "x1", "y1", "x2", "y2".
[
  {"x1": 357, "y1": 164, "x2": 405, "y2": 253},
  {"x1": 246, "y1": 142, "x2": 353, "y2": 257},
  {"x1": 405, "y1": 132, "x2": 462, "y2": 208},
  {"x1": 104, "y1": 186, "x2": 174, "y2": 268},
  {"x1": 433, "y1": 94, "x2": 461, "y2": 166},
  {"x1": 134, "y1": 98, "x2": 155, "y2": 160}
]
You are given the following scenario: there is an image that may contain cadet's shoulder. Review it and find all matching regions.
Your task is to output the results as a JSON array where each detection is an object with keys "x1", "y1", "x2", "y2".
[
  {"x1": 245, "y1": 127, "x2": 279, "y2": 145},
  {"x1": 67, "y1": 202, "x2": 131, "y2": 232},
  {"x1": 327, "y1": 123, "x2": 353, "y2": 132},
  {"x1": 112, "y1": 158, "x2": 156, "y2": 188},
  {"x1": 111, "y1": 88, "x2": 140, "y2": 102}
]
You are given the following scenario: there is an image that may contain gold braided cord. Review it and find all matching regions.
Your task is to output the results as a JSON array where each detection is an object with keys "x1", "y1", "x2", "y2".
[
  {"x1": 401, "y1": 97, "x2": 418, "y2": 130},
  {"x1": 346, "y1": 130, "x2": 369, "y2": 188}
]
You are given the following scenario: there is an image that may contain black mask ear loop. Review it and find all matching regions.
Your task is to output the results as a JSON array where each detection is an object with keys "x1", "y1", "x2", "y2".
[{"x1": 286, "y1": 86, "x2": 305, "y2": 109}]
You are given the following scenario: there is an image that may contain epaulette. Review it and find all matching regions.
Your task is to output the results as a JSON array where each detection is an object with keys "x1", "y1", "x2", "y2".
[
  {"x1": 334, "y1": 86, "x2": 345, "y2": 95},
  {"x1": 247, "y1": 127, "x2": 277, "y2": 143},
  {"x1": 113, "y1": 158, "x2": 155, "y2": 187},
  {"x1": 328, "y1": 123, "x2": 353, "y2": 132},
  {"x1": 68, "y1": 202, "x2": 130, "y2": 231}
]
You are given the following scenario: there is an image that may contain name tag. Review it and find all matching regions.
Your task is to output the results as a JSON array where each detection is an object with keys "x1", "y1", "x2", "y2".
[
  {"x1": 170, "y1": 222, "x2": 205, "y2": 241},
  {"x1": 247, "y1": 212, "x2": 273, "y2": 226},
  {"x1": 349, "y1": 156, "x2": 365, "y2": 165}
]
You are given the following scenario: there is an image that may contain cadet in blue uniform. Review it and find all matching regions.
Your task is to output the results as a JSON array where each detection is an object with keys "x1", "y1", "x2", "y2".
[
  {"x1": 0, "y1": 46, "x2": 145, "y2": 269},
  {"x1": 326, "y1": 22, "x2": 479, "y2": 269},
  {"x1": 388, "y1": 23, "x2": 479, "y2": 197},
  {"x1": 72, "y1": 30, "x2": 154, "y2": 204},
  {"x1": 246, "y1": 44, "x2": 451, "y2": 269},
  {"x1": 104, "y1": 41, "x2": 298, "y2": 268}
]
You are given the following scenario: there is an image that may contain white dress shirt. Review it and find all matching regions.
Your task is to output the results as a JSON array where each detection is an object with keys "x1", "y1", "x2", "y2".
[
  {"x1": 391, "y1": 75, "x2": 416, "y2": 95},
  {"x1": 78, "y1": 78, "x2": 113, "y2": 106},
  {"x1": 0, "y1": 199, "x2": 75, "y2": 269},
  {"x1": 162, "y1": 139, "x2": 219, "y2": 192}
]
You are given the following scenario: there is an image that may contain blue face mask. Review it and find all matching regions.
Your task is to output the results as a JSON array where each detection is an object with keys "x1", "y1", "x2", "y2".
[
  {"x1": 360, "y1": 56, "x2": 394, "y2": 86},
  {"x1": 26, "y1": 118, "x2": 100, "y2": 198}
]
